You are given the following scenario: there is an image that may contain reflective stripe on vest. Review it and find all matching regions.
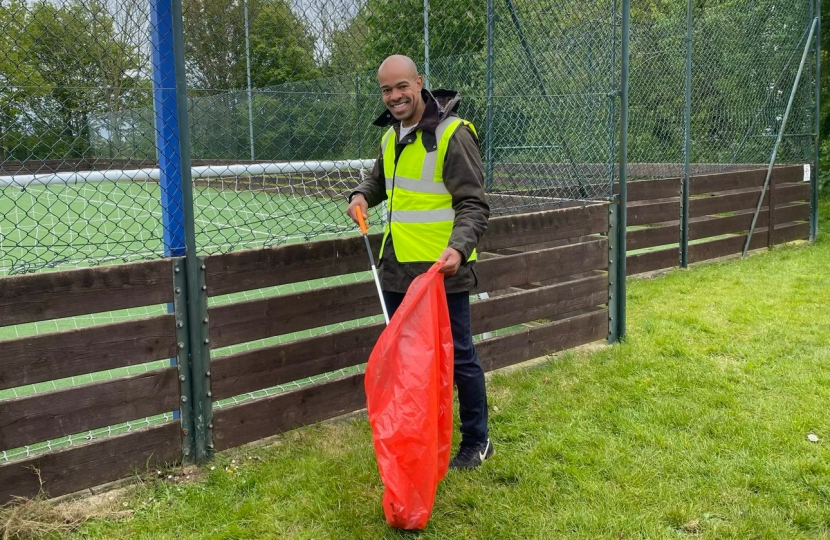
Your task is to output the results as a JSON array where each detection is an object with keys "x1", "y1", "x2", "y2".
[{"x1": 380, "y1": 116, "x2": 478, "y2": 263}]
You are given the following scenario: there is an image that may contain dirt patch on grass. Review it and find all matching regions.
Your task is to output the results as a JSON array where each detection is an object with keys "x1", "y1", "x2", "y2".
[
  {"x1": 0, "y1": 488, "x2": 132, "y2": 539},
  {"x1": 0, "y1": 464, "x2": 209, "y2": 539}
]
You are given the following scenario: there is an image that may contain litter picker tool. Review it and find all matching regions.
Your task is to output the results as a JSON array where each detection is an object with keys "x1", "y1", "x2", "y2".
[{"x1": 356, "y1": 206, "x2": 389, "y2": 324}]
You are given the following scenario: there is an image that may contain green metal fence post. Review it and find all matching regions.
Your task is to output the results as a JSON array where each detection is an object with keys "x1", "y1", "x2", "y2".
[
  {"x1": 423, "y1": 0, "x2": 430, "y2": 88},
  {"x1": 743, "y1": 16, "x2": 818, "y2": 258},
  {"x1": 194, "y1": 256, "x2": 213, "y2": 454},
  {"x1": 607, "y1": 0, "x2": 619, "y2": 344},
  {"x1": 172, "y1": 258, "x2": 194, "y2": 464},
  {"x1": 616, "y1": 0, "x2": 630, "y2": 341},
  {"x1": 485, "y1": 0, "x2": 495, "y2": 190},
  {"x1": 811, "y1": 0, "x2": 821, "y2": 242},
  {"x1": 608, "y1": 202, "x2": 620, "y2": 343},
  {"x1": 607, "y1": 0, "x2": 618, "y2": 192},
  {"x1": 610, "y1": 0, "x2": 629, "y2": 344},
  {"x1": 172, "y1": 0, "x2": 213, "y2": 462},
  {"x1": 681, "y1": 0, "x2": 692, "y2": 268}
]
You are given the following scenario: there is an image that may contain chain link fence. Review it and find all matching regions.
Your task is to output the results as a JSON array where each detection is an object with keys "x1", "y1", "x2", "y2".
[
  {"x1": 1, "y1": 0, "x2": 626, "y2": 276},
  {"x1": 0, "y1": 0, "x2": 626, "y2": 464},
  {"x1": 1, "y1": 0, "x2": 820, "y2": 275},
  {"x1": 629, "y1": 0, "x2": 817, "y2": 181},
  {"x1": 0, "y1": 0, "x2": 820, "y2": 461}
]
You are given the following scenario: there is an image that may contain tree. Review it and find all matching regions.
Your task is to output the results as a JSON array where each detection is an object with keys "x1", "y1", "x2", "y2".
[
  {"x1": 248, "y1": 1, "x2": 320, "y2": 87},
  {"x1": 0, "y1": 0, "x2": 147, "y2": 160},
  {"x1": 0, "y1": 0, "x2": 43, "y2": 160},
  {"x1": 93, "y1": 0, "x2": 151, "y2": 158},
  {"x1": 182, "y1": 0, "x2": 319, "y2": 91},
  {"x1": 321, "y1": 0, "x2": 484, "y2": 75},
  {"x1": 320, "y1": 7, "x2": 371, "y2": 75}
]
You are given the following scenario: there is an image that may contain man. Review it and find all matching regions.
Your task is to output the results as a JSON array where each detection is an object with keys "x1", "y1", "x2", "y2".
[{"x1": 346, "y1": 54, "x2": 493, "y2": 469}]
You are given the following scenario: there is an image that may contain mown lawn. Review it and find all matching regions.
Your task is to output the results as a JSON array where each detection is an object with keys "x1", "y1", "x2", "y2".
[{"x1": 8, "y1": 201, "x2": 830, "y2": 540}]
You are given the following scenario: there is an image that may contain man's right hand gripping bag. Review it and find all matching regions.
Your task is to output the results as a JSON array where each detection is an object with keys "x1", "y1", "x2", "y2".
[{"x1": 364, "y1": 264, "x2": 454, "y2": 530}]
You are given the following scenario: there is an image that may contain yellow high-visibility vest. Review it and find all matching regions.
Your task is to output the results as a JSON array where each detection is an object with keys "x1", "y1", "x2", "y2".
[{"x1": 380, "y1": 116, "x2": 478, "y2": 263}]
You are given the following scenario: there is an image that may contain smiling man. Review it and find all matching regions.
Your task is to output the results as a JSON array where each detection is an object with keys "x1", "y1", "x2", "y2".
[{"x1": 346, "y1": 54, "x2": 493, "y2": 469}]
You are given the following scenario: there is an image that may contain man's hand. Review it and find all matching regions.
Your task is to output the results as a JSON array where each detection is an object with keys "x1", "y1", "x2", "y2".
[
  {"x1": 346, "y1": 193, "x2": 369, "y2": 226},
  {"x1": 437, "y1": 247, "x2": 463, "y2": 275}
]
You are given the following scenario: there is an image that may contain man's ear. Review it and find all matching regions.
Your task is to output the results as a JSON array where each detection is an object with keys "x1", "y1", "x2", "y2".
[{"x1": 415, "y1": 75, "x2": 424, "y2": 91}]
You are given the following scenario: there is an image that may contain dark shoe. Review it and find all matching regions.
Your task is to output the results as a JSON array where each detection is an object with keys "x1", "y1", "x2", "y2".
[{"x1": 449, "y1": 438, "x2": 494, "y2": 470}]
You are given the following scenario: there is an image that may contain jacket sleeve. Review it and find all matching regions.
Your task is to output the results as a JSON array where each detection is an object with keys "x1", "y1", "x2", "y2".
[
  {"x1": 442, "y1": 124, "x2": 490, "y2": 263},
  {"x1": 348, "y1": 149, "x2": 387, "y2": 208}
]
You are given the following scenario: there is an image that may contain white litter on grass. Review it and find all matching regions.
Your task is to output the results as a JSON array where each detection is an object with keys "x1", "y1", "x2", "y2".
[{"x1": 807, "y1": 433, "x2": 819, "y2": 443}]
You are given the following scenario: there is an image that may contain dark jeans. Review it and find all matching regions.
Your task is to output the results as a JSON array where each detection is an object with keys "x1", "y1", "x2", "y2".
[{"x1": 383, "y1": 290, "x2": 489, "y2": 447}]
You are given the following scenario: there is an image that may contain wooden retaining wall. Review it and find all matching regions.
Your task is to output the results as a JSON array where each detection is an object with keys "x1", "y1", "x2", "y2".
[
  {"x1": 625, "y1": 165, "x2": 810, "y2": 275},
  {"x1": 0, "y1": 260, "x2": 182, "y2": 501},
  {"x1": 0, "y1": 203, "x2": 611, "y2": 502},
  {"x1": 204, "y1": 203, "x2": 610, "y2": 451}
]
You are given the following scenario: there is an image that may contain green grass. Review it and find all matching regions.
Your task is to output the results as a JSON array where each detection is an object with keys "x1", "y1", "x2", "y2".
[{"x1": 18, "y1": 200, "x2": 824, "y2": 540}]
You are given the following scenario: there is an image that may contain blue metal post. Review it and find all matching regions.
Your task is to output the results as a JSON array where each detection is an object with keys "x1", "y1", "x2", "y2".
[
  {"x1": 150, "y1": 0, "x2": 186, "y2": 258},
  {"x1": 150, "y1": 0, "x2": 184, "y2": 429},
  {"x1": 151, "y1": 0, "x2": 213, "y2": 464}
]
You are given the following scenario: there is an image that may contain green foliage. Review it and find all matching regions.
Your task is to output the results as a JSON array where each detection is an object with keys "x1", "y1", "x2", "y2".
[
  {"x1": 0, "y1": 0, "x2": 147, "y2": 160},
  {"x1": 248, "y1": 1, "x2": 319, "y2": 87},
  {"x1": 0, "y1": 0, "x2": 822, "y2": 171},
  {"x1": 323, "y1": 11, "x2": 371, "y2": 75},
  {"x1": 183, "y1": 0, "x2": 319, "y2": 90},
  {"x1": 0, "y1": 0, "x2": 40, "y2": 160},
  {"x1": 630, "y1": 0, "x2": 817, "y2": 168},
  {"x1": 323, "y1": 0, "x2": 484, "y2": 75}
]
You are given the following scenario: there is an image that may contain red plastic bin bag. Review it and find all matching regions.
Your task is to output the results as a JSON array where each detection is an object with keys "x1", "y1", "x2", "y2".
[{"x1": 364, "y1": 264, "x2": 454, "y2": 530}]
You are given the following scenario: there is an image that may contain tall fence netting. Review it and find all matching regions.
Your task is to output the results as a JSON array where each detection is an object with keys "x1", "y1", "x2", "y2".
[
  {"x1": 0, "y1": 0, "x2": 819, "y2": 462},
  {"x1": 629, "y1": 0, "x2": 816, "y2": 181}
]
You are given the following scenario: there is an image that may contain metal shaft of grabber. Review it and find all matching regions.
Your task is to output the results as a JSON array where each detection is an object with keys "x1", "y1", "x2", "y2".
[{"x1": 356, "y1": 206, "x2": 390, "y2": 325}]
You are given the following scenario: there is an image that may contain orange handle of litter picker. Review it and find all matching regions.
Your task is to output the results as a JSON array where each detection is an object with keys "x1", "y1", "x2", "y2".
[{"x1": 355, "y1": 206, "x2": 369, "y2": 235}]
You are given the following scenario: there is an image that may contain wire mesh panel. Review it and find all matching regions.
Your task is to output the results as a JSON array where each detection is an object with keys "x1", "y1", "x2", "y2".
[
  {"x1": 0, "y1": 0, "x2": 189, "y2": 467},
  {"x1": 628, "y1": 5, "x2": 686, "y2": 181},
  {"x1": 0, "y1": 0, "x2": 184, "y2": 275},
  {"x1": 690, "y1": 0, "x2": 815, "y2": 171},
  {"x1": 0, "y1": 0, "x2": 623, "y2": 276},
  {"x1": 486, "y1": 0, "x2": 619, "y2": 210},
  {"x1": 176, "y1": 0, "x2": 623, "y2": 254},
  {"x1": 1, "y1": 1, "x2": 818, "y2": 269},
  {"x1": 628, "y1": 0, "x2": 817, "y2": 181}
]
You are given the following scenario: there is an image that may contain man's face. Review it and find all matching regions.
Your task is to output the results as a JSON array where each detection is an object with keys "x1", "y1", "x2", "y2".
[{"x1": 378, "y1": 69, "x2": 423, "y2": 124}]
